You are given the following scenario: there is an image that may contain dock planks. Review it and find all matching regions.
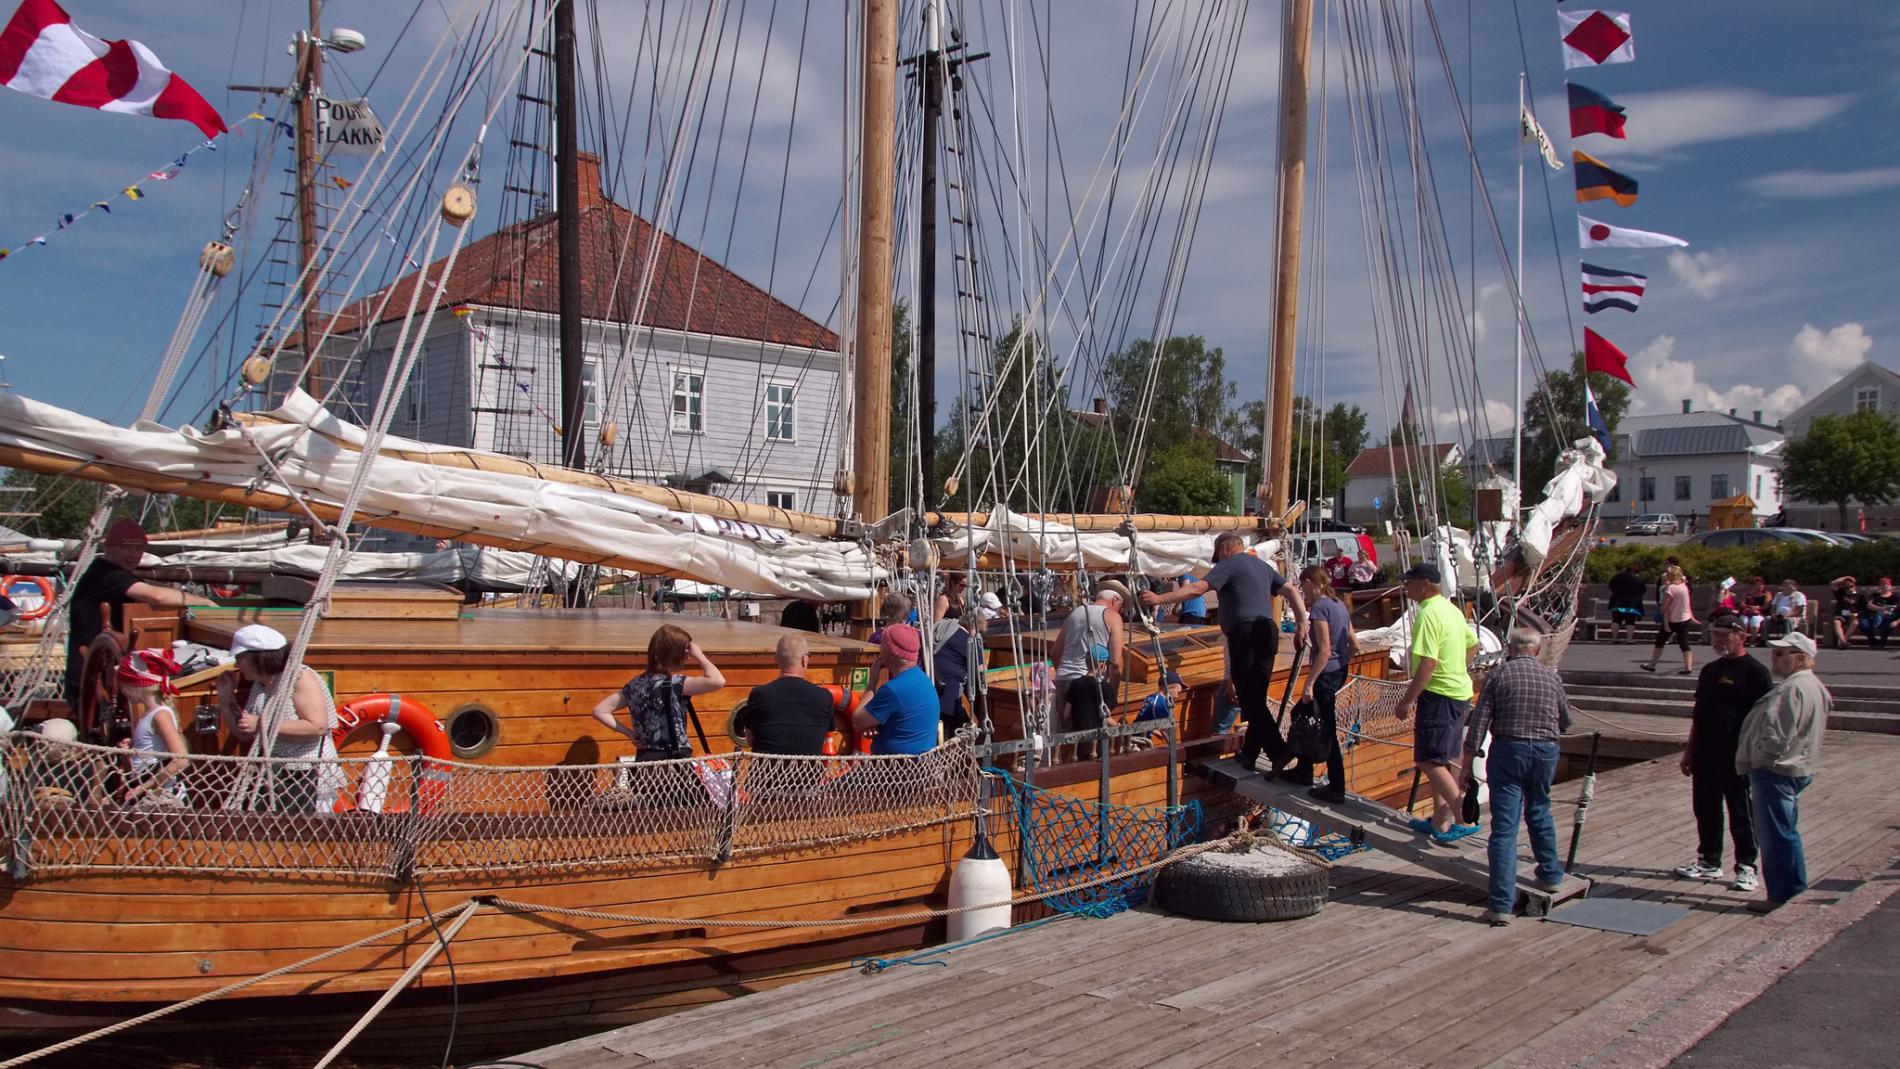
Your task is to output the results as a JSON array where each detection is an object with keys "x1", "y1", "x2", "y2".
[{"x1": 517, "y1": 728, "x2": 1900, "y2": 1069}]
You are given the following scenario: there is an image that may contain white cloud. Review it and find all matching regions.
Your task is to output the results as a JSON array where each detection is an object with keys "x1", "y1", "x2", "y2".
[
  {"x1": 1626, "y1": 335, "x2": 1805, "y2": 422},
  {"x1": 1667, "y1": 251, "x2": 1739, "y2": 300},
  {"x1": 1429, "y1": 398, "x2": 1516, "y2": 440},
  {"x1": 1743, "y1": 167, "x2": 1900, "y2": 199},
  {"x1": 1789, "y1": 323, "x2": 1874, "y2": 389},
  {"x1": 1608, "y1": 88, "x2": 1854, "y2": 160},
  {"x1": 1468, "y1": 282, "x2": 1506, "y2": 346}
]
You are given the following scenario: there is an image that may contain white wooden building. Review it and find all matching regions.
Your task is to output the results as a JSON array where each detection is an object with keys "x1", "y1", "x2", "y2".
[
  {"x1": 1602, "y1": 405, "x2": 1783, "y2": 524},
  {"x1": 1778, "y1": 361, "x2": 1900, "y2": 530}
]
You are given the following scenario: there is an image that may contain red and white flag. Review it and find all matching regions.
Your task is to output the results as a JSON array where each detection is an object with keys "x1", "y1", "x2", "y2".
[
  {"x1": 0, "y1": 0, "x2": 225, "y2": 138},
  {"x1": 1559, "y1": 10, "x2": 1635, "y2": 70}
]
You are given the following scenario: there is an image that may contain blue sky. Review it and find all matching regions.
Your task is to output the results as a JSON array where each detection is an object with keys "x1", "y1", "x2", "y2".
[{"x1": 0, "y1": 1, "x2": 1895, "y2": 457}]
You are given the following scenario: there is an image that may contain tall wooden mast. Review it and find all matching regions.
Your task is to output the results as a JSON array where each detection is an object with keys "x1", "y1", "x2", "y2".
[
  {"x1": 852, "y1": 0, "x2": 898, "y2": 526},
  {"x1": 553, "y1": 0, "x2": 588, "y2": 471},
  {"x1": 1263, "y1": 0, "x2": 1314, "y2": 518},
  {"x1": 294, "y1": 0, "x2": 324, "y2": 396}
]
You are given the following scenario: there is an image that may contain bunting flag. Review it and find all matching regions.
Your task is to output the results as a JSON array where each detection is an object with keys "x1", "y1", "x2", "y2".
[
  {"x1": 1574, "y1": 151, "x2": 1639, "y2": 207},
  {"x1": 1568, "y1": 82, "x2": 1627, "y2": 139},
  {"x1": 1581, "y1": 262, "x2": 1647, "y2": 314},
  {"x1": 1583, "y1": 327, "x2": 1636, "y2": 385},
  {"x1": 0, "y1": 0, "x2": 227, "y2": 138},
  {"x1": 1520, "y1": 104, "x2": 1565, "y2": 170},
  {"x1": 1559, "y1": 10, "x2": 1635, "y2": 69},
  {"x1": 1580, "y1": 215, "x2": 1688, "y2": 249},
  {"x1": 1585, "y1": 381, "x2": 1612, "y2": 450}
]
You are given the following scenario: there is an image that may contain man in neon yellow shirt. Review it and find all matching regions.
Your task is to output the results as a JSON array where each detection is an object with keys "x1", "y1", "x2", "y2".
[{"x1": 1394, "y1": 562, "x2": 1479, "y2": 841}]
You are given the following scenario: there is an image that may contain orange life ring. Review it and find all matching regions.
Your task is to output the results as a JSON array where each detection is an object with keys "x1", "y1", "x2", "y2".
[
  {"x1": 3, "y1": 575, "x2": 55, "y2": 622},
  {"x1": 209, "y1": 583, "x2": 242, "y2": 599},
  {"x1": 819, "y1": 685, "x2": 873, "y2": 755},
  {"x1": 330, "y1": 694, "x2": 454, "y2": 814}
]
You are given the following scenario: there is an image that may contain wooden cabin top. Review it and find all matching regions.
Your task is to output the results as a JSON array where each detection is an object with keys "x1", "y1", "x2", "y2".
[{"x1": 184, "y1": 607, "x2": 878, "y2": 656}]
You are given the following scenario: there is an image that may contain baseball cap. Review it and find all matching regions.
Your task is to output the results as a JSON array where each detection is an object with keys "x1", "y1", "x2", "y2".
[
  {"x1": 1163, "y1": 670, "x2": 1184, "y2": 688},
  {"x1": 880, "y1": 623, "x2": 922, "y2": 664},
  {"x1": 1768, "y1": 633, "x2": 1818, "y2": 658},
  {"x1": 230, "y1": 623, "x2": 288, "y2": 655},
  {"x1": 1399, "y1": 562, "x2": 1442, "y2": 584},
  {"x1": 1708, "y1": 613, "x2": 1748, "y2": 633},
  {"x1": 104, "y1": 518, "x2": 148, "y2": 546}
]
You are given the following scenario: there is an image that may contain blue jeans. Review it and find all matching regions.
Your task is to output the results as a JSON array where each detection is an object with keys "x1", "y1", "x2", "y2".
[
  {"x1": 1748, "y1": 768, "x2": 1811, "y2": 903},
  {"x1": 1486, "y1": 739, "x2": 1563, "y2": 915},
  {"x1": 1212, "y1": 683, "x2": 1240, "y2": 735}
]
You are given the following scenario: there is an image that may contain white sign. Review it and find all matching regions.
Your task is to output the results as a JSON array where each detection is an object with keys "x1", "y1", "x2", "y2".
[{"x1": 317, "y1": 97, "x2": 384, "y2": 156}]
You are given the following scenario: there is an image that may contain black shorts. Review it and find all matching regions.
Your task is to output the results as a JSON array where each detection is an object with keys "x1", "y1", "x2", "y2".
[
  {"x1": 1414, "y1": 692, "x2": 1468, "y2": 767},
  {"x1": 1610, "y1": 607, "x2": 1641, "y2": 623},
  {"x1": 1653, "y1": 621, "x2": 1692, "y2": 651}
]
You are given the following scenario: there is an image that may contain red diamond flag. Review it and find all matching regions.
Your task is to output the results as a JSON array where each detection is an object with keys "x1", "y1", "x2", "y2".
[
  {"x1": 1560, "y1": 10, "x2": 1635, "y2": 70},
  {"x1": 1583, "y1": 327, "x2": 1636, "y2": 386}
]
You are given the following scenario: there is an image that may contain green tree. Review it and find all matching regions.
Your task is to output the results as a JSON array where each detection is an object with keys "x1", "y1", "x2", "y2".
[
  {"x1": 1100, "y1": 335, "x2": 1234, "y2": 449},
  {"x1": 1781, "y1": 409, "x2": 1900, "y2": 529},
  {"x1": 1521, "y1": 351, "x2": 1632, "y2": 492},
  {"x1": 1136, "y1": 441, "x2": 1232, "y2": 514},
  {"x1": 1, "y1": 469, "x2": 115, "y2": 539},
  {"x1": 1226, "y1": 397, "x2": 1369, "y2": 512},
  {"x1": 887, "y1": 301, "x2": 915, "y2": 511}
]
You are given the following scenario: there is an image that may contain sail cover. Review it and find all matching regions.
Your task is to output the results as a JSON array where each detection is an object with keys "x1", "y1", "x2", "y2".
[
  {"x1": 0, "y1": 390, "x2": 883, "y2": 599},
  {"x1": 1520, "y1": 436, "x2": 1617, "y2": 567}
]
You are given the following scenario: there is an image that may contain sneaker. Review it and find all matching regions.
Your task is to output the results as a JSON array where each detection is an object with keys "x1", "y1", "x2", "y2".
[
  {"x1": 1481, "y1": 909, "x2": 1512, "y2": 927},
  {"x1": 1731, "y1": 865, "x2": 1759, "y2": 892},
  {"x1": 1533, "y1": 875, "x2": 1568, "y2": 894},
  {"x1": 1674, "y1": 860, "x2": 1725, "y2": 881}
]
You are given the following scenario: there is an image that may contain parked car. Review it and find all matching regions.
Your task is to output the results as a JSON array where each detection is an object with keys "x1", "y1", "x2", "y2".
[
  {"x1": 1626, "y1": 514, "x2": 1680, "y2": 536},
  {"x1": 1292, "y1": 529, "x2": 1379, "y2": 571},
  {"x1": 1682, "y1": 527, "x2": 1844, "y2": 549},
  {"x1": 1828, "y1": 532, "x2": 1876, "y2": 545}
]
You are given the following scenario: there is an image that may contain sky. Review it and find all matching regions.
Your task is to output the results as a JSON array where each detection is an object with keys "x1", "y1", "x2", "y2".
[{"x1": 0, "y1": 0, "x2": 1895, "y2": 463}]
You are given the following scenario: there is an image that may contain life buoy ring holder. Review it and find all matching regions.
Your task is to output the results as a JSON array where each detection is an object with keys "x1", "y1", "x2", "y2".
[
  {"x1": 2, "y1": 575, "x2": 55, "y2": 622},
  {"x1": 331, "y1": 694, "x2": 454, "y2": 814}
]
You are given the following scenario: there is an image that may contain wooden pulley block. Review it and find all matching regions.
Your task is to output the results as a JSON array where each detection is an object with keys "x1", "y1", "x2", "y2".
[
  {"x1": 906, "y1": 537, "x2": 939, "y2": 572},
  {"x1": 597, "y1": 421, "x2": 619, "y2": 447},
  {"x1": 941, "y1": 474, "x2": 960, "y2": 498},
  {"x1": 240, "y1": 356, "x2": 272, "y2": 386},
  {"x1": 440, "y1": 183, "x2": 477, "y2": 227},
  {"x1": 833, "y1": 472, "x2": 854, "y2": 497},
  {"x1": 199, "y1": 241, "x2": 235, "y2": 278}
]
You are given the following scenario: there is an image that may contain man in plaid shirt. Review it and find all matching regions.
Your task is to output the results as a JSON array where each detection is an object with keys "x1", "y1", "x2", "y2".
[{"x1": 1465, "y1": 629, "x2": 1574, "y2": 925}]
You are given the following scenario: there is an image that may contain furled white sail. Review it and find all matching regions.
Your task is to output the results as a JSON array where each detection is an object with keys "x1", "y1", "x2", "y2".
[
  {"x1": 0, "y1": 390, "x2": 884, "y2": 599},
  {"x1": 1519, "y1": 437, "x2": 1617, "y2": 567}
]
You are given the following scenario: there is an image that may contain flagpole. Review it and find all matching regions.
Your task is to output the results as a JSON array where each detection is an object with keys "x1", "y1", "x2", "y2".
[{"x1": 1513, "y1": 71, "x2": 1526, "y2": 531}]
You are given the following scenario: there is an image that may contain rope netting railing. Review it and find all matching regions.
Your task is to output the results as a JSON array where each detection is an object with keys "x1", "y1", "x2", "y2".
[
  {"x1": 988, "y1": 768, "x2": 1202, "y2": 918},
  {"x1": 1334, "y1": 673, "x2": 1414, "y2": 750},
  {"x1": 0, "y1": 735, "x2": 979, "y2": 881}
]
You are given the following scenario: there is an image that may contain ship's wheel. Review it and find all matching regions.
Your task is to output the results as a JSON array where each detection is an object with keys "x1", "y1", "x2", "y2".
[{"x1": 76, "y1": 630, "x2": 127, "y2": 743}]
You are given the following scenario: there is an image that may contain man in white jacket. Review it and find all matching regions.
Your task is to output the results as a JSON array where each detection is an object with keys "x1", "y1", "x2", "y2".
[{"x1": 1734, "y1": 633, "x2": 1831, "y2": 913}]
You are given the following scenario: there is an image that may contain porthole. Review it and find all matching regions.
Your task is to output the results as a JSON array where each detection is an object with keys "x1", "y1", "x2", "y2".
[{"x1": 445, "y1": 703, "x2": 500, "y2": 759}]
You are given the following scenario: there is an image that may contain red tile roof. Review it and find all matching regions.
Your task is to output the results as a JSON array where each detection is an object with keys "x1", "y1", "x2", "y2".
[
  {"x1": 1343, "y1": 442, "x2": 1457, "y2": 479},
  {"x1": 332, "y1": 155, "x2": 837, "y2": 351}
]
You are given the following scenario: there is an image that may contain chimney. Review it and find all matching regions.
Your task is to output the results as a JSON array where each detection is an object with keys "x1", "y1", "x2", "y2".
[
  {"x1": 1728, "y1": 408, "x2": 1737, "y2": 417},
  {"x1": 1753, "y1": 409, "x2": 1763, "y2": 423},
  {"x1": 570, "y1": 151, "x2": 606, "y2": 212},
  {"x1": 1681, "y1": 399, "x2": 1692, "y2": 414},
  {"x1": 1092, "y1": 397, "x2": 1107, "y2": 416}
]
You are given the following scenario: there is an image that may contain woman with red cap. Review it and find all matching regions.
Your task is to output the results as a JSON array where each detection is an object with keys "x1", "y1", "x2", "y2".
[{"x1": 118, "y1": 649, "x2": 189, "y2": 808}]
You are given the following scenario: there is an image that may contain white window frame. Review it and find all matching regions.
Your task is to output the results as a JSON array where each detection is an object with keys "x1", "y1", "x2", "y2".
[
  {"x1": 671, "y1": 368, "x2": 704, "y2": 434},
  {"x1": 764, "y1": 382, "x2": 796, "y2": 442},
  {"x1": 1674, "y1": 475, "x2": 1693, "y2": 501},
  {"x1": 581, "y1": 358, "x2": 600, "y2": 427},
  {"x1": 1855, "y1": 385, "x2": 1880, "y2": 412},
  {"x1": 404, "y1": 355, "x2": 428, "y2": 425},
  {"x1": 765, "y1": 490, "x2": 795, "y2": 510},
  {"x1": 1711, "y1": 473, "x2": 1728, "y2": 500}
]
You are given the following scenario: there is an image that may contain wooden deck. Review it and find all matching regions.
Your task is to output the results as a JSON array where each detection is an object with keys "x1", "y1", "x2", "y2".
[{"x1": 518, "y1": 728, "x2": 1900, "y2": 1069}]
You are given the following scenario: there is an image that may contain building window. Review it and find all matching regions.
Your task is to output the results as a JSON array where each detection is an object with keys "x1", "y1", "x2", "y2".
[
  {"x1": 1606, "y1": 482, "x2": 1621, "y2": 503},
  {"x1": 1674, "y1": 475, "x2": 1692, "y2": 501},
  {"x1": 1639, "y1": 476, "x2": 1656, "y2": 503},
  {"x1": 1856, "y1": 385, "x2": 1880, "y2": 412},
  {"x1": 765, "y1": 383, "x2": 795, "y2": 442},
  {"x1": 582, "y1": 359, "x2": 599, "y2": 427},
  {"x1": 1756, "y1": 474, "x2": 1763, "y2": 499},
  {"x1": 766, "y1": 490, "x2": 794, "y2": 510},
  {"x1": 1711, "y1": 473, "x2": 1728, "y2": 500},
  {"x1": 404, "y1": 356, "x2": 428, "y2": 424},
  {"x1": 671, "y1": 369, "x2": 703, "y2": 433}
]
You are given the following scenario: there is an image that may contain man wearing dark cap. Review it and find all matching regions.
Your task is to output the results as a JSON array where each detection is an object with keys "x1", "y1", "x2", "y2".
[
  {"x1": 63, "y1": 518, "x2": 215, "y2": 711},
  {"x1": 1673, "y1": 613, "x2": 1771, "y2": 891},
  {"x1": 1393, "y1": 561, "x2": 1479, "y2": 840},
  {"x1": 1143, "y1": 533, "x2": 1307, "y2": 777},
  {"x1": 854, "y1": 623, "x2": 939, "y2": 755}
]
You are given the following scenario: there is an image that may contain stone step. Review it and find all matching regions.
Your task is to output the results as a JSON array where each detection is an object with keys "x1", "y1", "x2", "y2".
[
  {"x1": 1566, "y1": 693, "x2": 1900, "y2": 735},
  {"x1": 1567, "y1": 683, "x2": 1900, "y2": 717},
  {"x1": 1563, "y1": 669, "x2": 1898, "y2": 705}
]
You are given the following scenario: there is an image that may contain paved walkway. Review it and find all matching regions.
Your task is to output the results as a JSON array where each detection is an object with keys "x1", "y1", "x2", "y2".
[
  {"x1": 1673, "y1": 892, "x2": 1900, "y2": 1069},
  {"x1": 1561, "y1": 639, "x2": 1900, "y2": 688}
]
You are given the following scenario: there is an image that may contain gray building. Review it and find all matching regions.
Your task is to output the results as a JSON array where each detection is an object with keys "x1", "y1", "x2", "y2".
[
  {"x1": 1778, "y1": 361, "x2": 1900, "y2": 530},
  {"x1": 1602, "y1": 406, "x2": 1783, "y2": 525},
  {"x1": 319, "y1": 154, "x2": 843, "y2": 515}
]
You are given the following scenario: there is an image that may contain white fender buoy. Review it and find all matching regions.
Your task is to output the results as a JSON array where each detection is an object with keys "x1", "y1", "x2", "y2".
[{"x1": 946, "y1": 832, "x2": 1012, "y2": 942}]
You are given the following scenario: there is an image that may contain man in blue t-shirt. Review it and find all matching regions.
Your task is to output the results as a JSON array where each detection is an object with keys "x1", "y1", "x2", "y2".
[{"x1": 854, "y1": 624, "x2": 939, "y2": 755}]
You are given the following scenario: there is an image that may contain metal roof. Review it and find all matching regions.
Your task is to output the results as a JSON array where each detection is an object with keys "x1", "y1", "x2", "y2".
[{"x1": 1617, "y1": 411, "x2": 1782, "y2": 458}]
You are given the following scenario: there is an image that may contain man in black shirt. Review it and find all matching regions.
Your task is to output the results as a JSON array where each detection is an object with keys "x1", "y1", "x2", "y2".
[
  {"x1": 1673, "y1": 614, "x2": 1773, "y2": 891},
  {"x1": 738, "y1": 634, "x2": 846, "y2": 755},
  {"x1": 1606, "y1": 562, "x2": 1645, "y2": 644},
  {"x1": 1142, "y1": 532, "x2": 1308, "y2": 778},
  {"x1": 62, "y1": 519, "x2": 214, "y2": 711}
]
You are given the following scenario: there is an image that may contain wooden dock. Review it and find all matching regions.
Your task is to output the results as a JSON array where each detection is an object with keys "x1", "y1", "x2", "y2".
[{"x1": 517, "y1": 728, "x2": 1900, "y2": 1069}]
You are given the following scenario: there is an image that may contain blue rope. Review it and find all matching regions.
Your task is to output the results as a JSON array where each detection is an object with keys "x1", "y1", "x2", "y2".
[{"x1": 850, "y1": 914, "x2": 1068, "y2": 974}]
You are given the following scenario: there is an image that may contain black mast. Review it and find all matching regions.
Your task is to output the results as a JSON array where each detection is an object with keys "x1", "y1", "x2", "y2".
[
  {"x1": 917, "y1": 18, "x2": 942, "y2": 507},
  {"x1": 554, "y1": 0, "x2": 586, "y2": 471}
]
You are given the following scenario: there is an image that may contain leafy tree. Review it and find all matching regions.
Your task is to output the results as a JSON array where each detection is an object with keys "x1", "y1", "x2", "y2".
[
  {"x1": 1781, "y1": 410, "x2": 1900, "y2": 529},
  {"x1": 1226, "y1": 397, "x2": 1368, "y2": 512},
  {"x1": 1100, "y1": 335, "x2": 1234, "y2": 450},
  {"x1": 0, "y1": 471, "x2": 237, "y2": 540},
  {"x1": 887, "y1": 301, "x2": 915, "y2": 511},
  {"x1": 1136, "y1": 441, "x2": 1232, "y2": 515},
  {"x1": 1521, "y1": 351, "x2": 1631, "y2": 492}
]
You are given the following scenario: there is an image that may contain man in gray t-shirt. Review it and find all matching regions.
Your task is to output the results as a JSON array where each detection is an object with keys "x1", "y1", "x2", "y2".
[{"x1": 1143, "y1": 533, "x2": 1307, "y2": 777}]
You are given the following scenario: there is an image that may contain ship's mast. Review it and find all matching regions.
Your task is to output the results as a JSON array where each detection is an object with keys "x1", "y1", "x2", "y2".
[
  {"x1": 294, "y1": 0, "x2": 324, "y2": 396},
  {"x1": 553, "y1": 0, "x2": 588, "y2": 471},
  {"x1": 1263, "y1": 0, "x2": 1314, "y2": 519},
  {"x1": 915, "y1": 0, "x2": 944, "y2": 511},
  {"x1": 852, "y1": 0, "x2": 898, "y2": 527}
]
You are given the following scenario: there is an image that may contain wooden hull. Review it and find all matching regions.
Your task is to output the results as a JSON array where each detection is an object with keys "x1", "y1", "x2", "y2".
[{"x1": 0, "y1": 607, "x2": 1405, "y2": 1064}]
